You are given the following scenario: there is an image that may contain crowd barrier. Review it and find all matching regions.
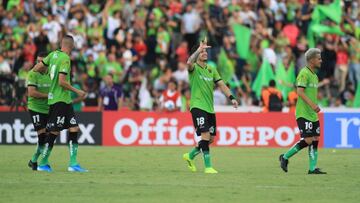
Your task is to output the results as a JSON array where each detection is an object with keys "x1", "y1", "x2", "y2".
[{"x1": 0, "y1": 111, "x2": 359, "y2": 148}]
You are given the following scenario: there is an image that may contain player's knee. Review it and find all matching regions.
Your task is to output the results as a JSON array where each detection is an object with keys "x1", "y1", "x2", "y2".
[
  {"x1": 69, "y1": 126, "x2": 79, "y2": 133},
  {"x1": 200, "y1": 132, "x2": 211, "y2": 141},
  {"x1": 304, "y1": 138, "x2": 313, "y2": 145},
  {"x1": 37, "y1": 128, "x2": 46, "y2": 135},
  {"x1": 50, "y1": 131, "x2": 60, "y2": 136}
]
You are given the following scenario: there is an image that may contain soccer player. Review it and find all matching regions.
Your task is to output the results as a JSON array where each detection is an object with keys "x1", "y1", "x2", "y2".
[
  {"x1": 182, "y1": 38, "x2": 238, "y2": 174},
  {"x1": 33, "y1": 35, "x2": 88, "y2": 172},
  {"x1": 27, "y1": 52, "x2": 51, "y2": 171},
  {"x1": 279, "y1": 48, "x2": 327, "y2": 174}
]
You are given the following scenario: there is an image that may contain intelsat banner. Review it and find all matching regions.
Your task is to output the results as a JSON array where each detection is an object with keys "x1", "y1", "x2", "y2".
[{"x1": 0, "y1": 112, "x2": 102, "y2": 145}]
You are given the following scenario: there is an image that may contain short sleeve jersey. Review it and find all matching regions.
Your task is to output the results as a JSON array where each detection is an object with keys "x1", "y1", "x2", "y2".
[
  {"x1": 26, "y1": 70, "x2": 51, "y2": 114},
  {"x1": 189, "y1": 63, "x2": 222, "y2": 114},
  {"x1": 43, "y1": 50, "x2": 72, "y2": 105},
  {"x1": 296, "y1": 67, "x2": 319, "y2": 122}
]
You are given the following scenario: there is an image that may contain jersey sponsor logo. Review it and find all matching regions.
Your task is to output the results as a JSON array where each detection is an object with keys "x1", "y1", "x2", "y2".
[
  {"x1": 199, "y1": 75, "x2": 212, "y2": 82},
  {"x1": 38, "y1": 84, "x2": 51, "y2": 88}
]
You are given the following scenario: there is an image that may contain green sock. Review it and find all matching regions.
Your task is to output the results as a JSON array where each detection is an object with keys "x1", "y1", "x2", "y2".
[
  {"x1": 309, "y1": 144, "x2": 316, "y2": 171},
  {"x1": 189, "y1": 147, "x2": 200, "y2": 160},
  {"x1": 314, "y1": 148, "x2": 318, "y2": 167},
  {"x1": 283, "y1": 144, "x2": 301, "y2": 160},
  {"x1": 69, "y1": 142, "x2": 79, "y2": 166},
  {"x1": 39, "y1": 144, "x2": 53, "y2": 166},
  {"x1": 31, "y1": 145, "x2": 44, "y2": 162},
  {"x1": 203, "y1": 151, "x2": 212, "y2": 168}
]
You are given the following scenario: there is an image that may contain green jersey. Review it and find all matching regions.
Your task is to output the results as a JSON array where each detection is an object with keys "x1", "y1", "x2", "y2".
[
  {"x1": 43, "y1": 50, "x2": 72, "y2": 105},
  {"x1": 189, "y1": 63, "x2": 222, "y2": 114},
  {"x1": 26, "y1": 70, "x2": 51, "y2": 114},
  {"x1": 295, "y1": 67, "x2": 319, "y2": 122}
]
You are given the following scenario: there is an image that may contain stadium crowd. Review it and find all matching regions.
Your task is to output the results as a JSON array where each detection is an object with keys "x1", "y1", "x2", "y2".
[{"x1": 0, "y1": 0, "x2": 359, "y2": 112}]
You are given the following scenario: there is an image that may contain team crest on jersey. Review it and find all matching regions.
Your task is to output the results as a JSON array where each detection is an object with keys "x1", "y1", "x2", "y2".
[
  {"x1": 209, "y1": 126, "x2": 215, "y2": 134},
  {"x1": 316, "y1": 127, "x2": 320, "y2": 134},
  {"x1": 208, "y1": 68, "x2": 212, "y2": 73},
  {"x1": 70, "y1": 117, "x2": 77, "y2": 125}
]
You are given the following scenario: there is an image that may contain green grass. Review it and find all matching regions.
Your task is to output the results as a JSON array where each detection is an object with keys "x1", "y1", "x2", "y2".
[{"x1": 0, "y1": 146, "x2": 359, "y2": 203}]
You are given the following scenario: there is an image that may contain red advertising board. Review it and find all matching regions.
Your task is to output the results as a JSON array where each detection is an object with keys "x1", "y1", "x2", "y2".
[{"x1": 103, "y1": 111, "x2": 324, "y2": 147}]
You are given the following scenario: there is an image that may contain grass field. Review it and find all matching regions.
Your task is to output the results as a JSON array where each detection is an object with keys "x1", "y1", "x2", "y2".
[{"x1": 0, "y1": 146, "x2": 359, "y2": 203}]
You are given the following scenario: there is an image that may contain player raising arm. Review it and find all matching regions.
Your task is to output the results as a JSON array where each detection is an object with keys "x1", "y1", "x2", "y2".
[{"x1": 183, "y1": 38, "x2": 238, "y2": 174}]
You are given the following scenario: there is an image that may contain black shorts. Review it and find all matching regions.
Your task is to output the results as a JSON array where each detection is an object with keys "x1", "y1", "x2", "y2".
[
  {"x1": 191, "y1": 108, "x2": 216, "y2": 136},
  {"x1": 29, "y1": 110, "x2": 48, "y2": 132},
  {"x1": 47, "y1": 102, "x2": 78, "y2": 132},
  {"x1": 297, "y1": 117, "x2": 320, "y2": 138}
]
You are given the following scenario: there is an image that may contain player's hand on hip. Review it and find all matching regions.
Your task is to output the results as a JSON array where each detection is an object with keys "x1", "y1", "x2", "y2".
[{"x1": 231, "y1": 99, "x2": 238, "y2": 109}]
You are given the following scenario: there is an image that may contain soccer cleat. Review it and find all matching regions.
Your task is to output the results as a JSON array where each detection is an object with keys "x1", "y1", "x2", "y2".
[
  {"x1": 279, "y1": 154, "x2": 289, "y2": 173},
  {"x1": 183, "y1": 153, "x2": 197, "y2": 172},
  {"x1": 308, "y1": 168, "x2": 327, "y2": 174},
  {"x1": 204, "y1": 167, "x2": 218, "y2": 174},
  {"x1": 28, "y1": 160, "x2": 38, "y2": 171},
  {"x1": 37, "y1": 165, "x2": 52, "y2": 172},
  {"x1": 68, "y1": 164, "x2": 88, "y2": 172}
]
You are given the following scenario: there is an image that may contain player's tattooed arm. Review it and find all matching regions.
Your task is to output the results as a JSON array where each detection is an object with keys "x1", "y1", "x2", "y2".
[
  {"x1": 186, "y1": 49, "x2": 201, "y2": 71},
  {"x1": 187, "y1": 37, "x2": 211, "y2": 71},
  {"x1": 297, "y1": 87, "x2": 320, "y2": 113}
]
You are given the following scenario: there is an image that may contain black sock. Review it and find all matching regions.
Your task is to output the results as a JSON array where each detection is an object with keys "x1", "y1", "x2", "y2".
[
  {"x1": 297, "y1": 139, "x2": 309, "y2": 150},
  {"x1": 312, "y1": 140, "x2": 319, "y2": 150},
  {"x1": 47, "y1": 133, "x2": 58, "y2": 150},
  {"x1": 198, "y1": 140, "x2": 210, "y2": 153},
  {"x1": 68, "y1": 132, "x2": 78, "y2": 144},
  {"x1": 38, "y1": 133, "x2": 47, "y2": 147},
  {"x1": 283, "y1": 139, "x2": 309, "y2": 159}
]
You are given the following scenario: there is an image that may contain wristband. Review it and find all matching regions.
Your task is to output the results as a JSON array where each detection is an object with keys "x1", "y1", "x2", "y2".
[{"x1": 229, "y1": 95, "x2": 235, "y2": 100}]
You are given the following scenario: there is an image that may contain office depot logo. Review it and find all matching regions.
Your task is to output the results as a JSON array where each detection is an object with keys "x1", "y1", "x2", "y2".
[{"x1": 103, "y1": 112, "x2": 307, "y2": 147}]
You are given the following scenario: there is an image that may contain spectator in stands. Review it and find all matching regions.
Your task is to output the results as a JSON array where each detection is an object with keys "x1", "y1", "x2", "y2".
[
  {"x1": 261, "y1": 80, "x2": 283, "y2": 112},
  {"x1": 159, "y1": 79, "x2": 181, "y2": 112},
  {"x1": 287, "y1": 88, "x2": 298, "y2": 113},
  {"x1": 98, "y1": 74, "x2": 123, "y2": 111},
  {"x1": 182, "y1": 3, "x2": 202, "y2": 51}
]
